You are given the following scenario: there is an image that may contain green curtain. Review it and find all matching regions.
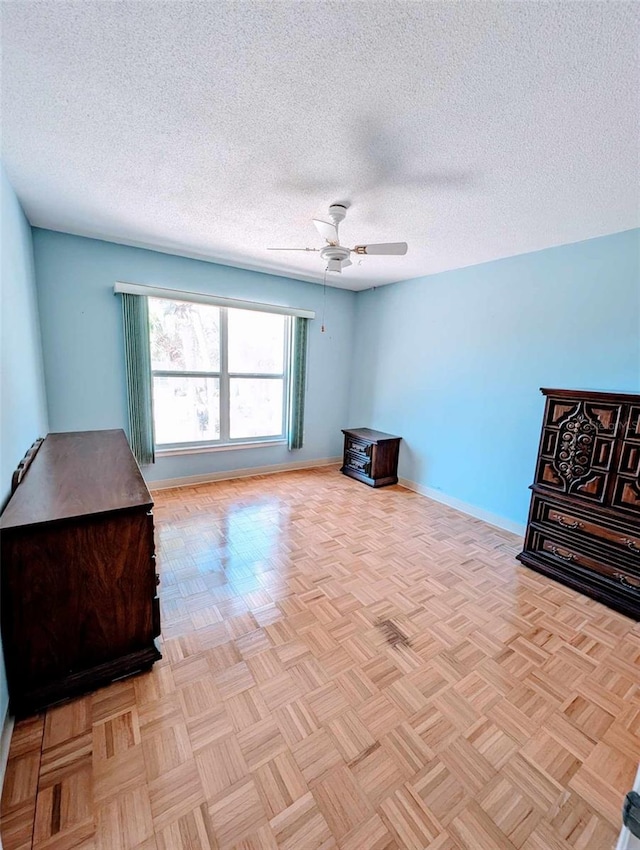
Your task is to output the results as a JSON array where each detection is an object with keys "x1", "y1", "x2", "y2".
[
  {"x1": 122, "y1": 293, "x2": 155, "y2": 465},
  {"x1": 288, "y1": 317, "x2": 308, "y2": 450}
]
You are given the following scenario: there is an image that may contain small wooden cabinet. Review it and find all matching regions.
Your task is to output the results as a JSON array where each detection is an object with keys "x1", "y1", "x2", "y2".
[
  {"x1": 0, "y1": 430, "x2": 161, "y2": 715},
  {"x1": 518, "y1": 389, "x2": 640, "y2": 620},
  {"x1": 341, "y1": 428, "x2": 401, "y2": 487}
]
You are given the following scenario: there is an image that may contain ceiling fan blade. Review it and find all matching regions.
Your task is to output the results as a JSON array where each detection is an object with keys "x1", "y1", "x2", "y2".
[
  {"x1": 313, "y1": 219, "x2": 339, "y2": 244},
  {"x1": 353, "y1": 242, "x2": 408, "y2": 256},
  {"x1": 267, "y1": 247, "x2": 319, "y2": 251},
  {"x1": 341, "y1": 258, "x2": 352, "y2": 269}
]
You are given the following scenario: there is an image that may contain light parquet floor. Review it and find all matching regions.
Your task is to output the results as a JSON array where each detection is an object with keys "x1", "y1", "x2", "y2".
[{"x1": 2, "y1": 467, "x2": 640, "y2": 850}]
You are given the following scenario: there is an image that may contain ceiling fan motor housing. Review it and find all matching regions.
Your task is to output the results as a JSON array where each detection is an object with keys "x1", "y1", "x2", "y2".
[{"x1": 320, "y1": 244, "x2": 350, "y2": 272}]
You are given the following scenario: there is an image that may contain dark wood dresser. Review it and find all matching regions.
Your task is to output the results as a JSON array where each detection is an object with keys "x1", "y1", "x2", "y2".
[
  {"x1": 518, "y1": 389, "x2": 640, "y2": 619},
  {"x1": 0, "y1": 430, "x2": 161, "y2": 715},
  {"x1": 341, "y1": 428, "x2": 401, "y2": 487}
]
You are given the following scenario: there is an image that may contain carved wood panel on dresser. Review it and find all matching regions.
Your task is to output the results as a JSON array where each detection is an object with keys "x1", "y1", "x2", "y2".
[
  {"x1": 518, "y1": 389, "x2": 640, "y2": 619},
  {"x1": 0, "y1": 430, "x2": 162, "y2": 716}
]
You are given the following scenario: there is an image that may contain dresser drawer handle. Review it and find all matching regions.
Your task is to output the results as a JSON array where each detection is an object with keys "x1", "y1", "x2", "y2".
[
  {"x1": 621, "y1": 539, "x2": 640, "y2": 554},
  {"x1": 155, "y1": 572, "x2": 161, "y2": 586},
  {"x1": 347, "y1": 442, "x2": 369, "y2": 456},
  {"x1": 614, "y1": 572, "x2": 640, "y2": 589},
  {"x1": 555, "y1": 515, "x2": 583, "y2": 530},
  {"x1": 549, "y1": 544, "x2": 576, "y2": 562}
]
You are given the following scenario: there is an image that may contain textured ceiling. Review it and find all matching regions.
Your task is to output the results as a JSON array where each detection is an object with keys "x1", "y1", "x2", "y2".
[{"x1": 1, "y1": 1, "x2": 639, "y2": 292}]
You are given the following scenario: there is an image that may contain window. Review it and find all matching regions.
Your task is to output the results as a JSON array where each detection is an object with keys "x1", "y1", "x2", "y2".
[
  {"x1": 117, "y1": 282, "x2": 310, "y2": 464},
  {"x1": 148, "y1": 297, "x2": 290, "y2": 449}
]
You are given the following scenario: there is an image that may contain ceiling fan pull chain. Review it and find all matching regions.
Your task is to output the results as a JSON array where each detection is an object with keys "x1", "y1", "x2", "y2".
[{"x1": 321, "y1": 267, "x2": 327, "y2": 333}]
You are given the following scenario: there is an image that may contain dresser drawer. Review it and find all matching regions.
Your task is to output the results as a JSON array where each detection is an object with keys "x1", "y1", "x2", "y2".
[
  {"x1": 530, "y1": 495, "x2": 640, "y2": 561},
  {"x1": 344, "y1": 435, "x2": 372, "y2": 458},
  {"x1": 152, "y1": 597, "x2": 161, "y2": 638},
  {"x1": 527, "y1": 528, "x2": 640, "y2": 595},
  {"x1": 146, "y1": 510, "x2": 156, "y2": 556},
  {"x1": 343, "y1": 450, "x2": 372, "y2": 477}
]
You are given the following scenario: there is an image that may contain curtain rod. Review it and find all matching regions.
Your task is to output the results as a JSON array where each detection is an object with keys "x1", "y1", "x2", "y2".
[{"x1": 114, "y1": 281, "x2": 316, "y2": 319}]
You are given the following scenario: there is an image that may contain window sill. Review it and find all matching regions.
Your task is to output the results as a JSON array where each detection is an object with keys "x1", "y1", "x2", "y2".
[{"x1": 156, "y1": 439, "x2": 287, "y2": 457}]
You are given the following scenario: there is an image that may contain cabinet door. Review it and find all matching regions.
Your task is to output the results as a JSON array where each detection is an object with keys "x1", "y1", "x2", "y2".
[
  {"x1": 534, "y1": 397, "x2": 623, "y2": 504},
  {"x1": 610, "y1": 404, "x2": 640, "y2": 517}
]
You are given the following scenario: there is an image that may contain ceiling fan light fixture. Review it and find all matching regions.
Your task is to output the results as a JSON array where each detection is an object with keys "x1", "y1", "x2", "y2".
[{"x1": 326, "y1": 258, "x2": 342, "y2": 273}]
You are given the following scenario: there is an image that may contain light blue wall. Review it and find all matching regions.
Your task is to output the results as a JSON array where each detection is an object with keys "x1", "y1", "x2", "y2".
[
  {"x1": 30, "y1": 226, "x2": 640, "y2": 523},
  {"x1": 0, "y1": 166, "x2": 48, "y2": 732},
  {"x1": 33, "y1": 229, "x2": 356, "y2": 482},
  {"x1": 349, "y1": 229, "x2": 640, "y2": 527}
]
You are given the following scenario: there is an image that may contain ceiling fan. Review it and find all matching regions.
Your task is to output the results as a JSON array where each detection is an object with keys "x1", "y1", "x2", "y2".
[{"x1": 268, "y1": 203, "x2": 408, "y2": 273}]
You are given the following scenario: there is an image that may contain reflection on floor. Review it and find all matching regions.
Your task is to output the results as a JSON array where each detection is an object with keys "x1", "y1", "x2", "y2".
[{"x1": 2, "y1": 467, "x2": 639, "y2": 849}]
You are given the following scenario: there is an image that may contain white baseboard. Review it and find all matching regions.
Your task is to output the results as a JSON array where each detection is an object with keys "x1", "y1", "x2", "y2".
[
  {"x1": 0, "y1": 709, "x2": 14, "y2": 795},
  {"x1": 398, "y1": 477, "x2": 526, "y2": 537},
  {"x1": 149, "y1": 457, "x2": 342, "y2": 490}
]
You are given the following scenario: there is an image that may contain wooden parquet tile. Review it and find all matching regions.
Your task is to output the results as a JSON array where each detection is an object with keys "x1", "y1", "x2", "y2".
[{"x1": 2, "y1": 467, "x2": 639, "y2": 849}]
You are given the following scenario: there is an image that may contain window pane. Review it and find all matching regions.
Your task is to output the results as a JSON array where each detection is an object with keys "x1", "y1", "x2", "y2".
[
  {"x1": 228, "y1": 310, "x2": 285, "y2": 374},
  {"x1": 149, "y1": 298, "x2": 220, "y2": 371},
  {"x1": 153, "y1": 376, "x2": 220, "y2": 444},
  {"x1": 230, "y1": 378, "x2": 283, "y2": 439}
]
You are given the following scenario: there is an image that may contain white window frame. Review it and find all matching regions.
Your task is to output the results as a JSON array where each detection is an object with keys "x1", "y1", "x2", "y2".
[{"x1": 149, "y1": 298, "x2": 292, "y2": 453}]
